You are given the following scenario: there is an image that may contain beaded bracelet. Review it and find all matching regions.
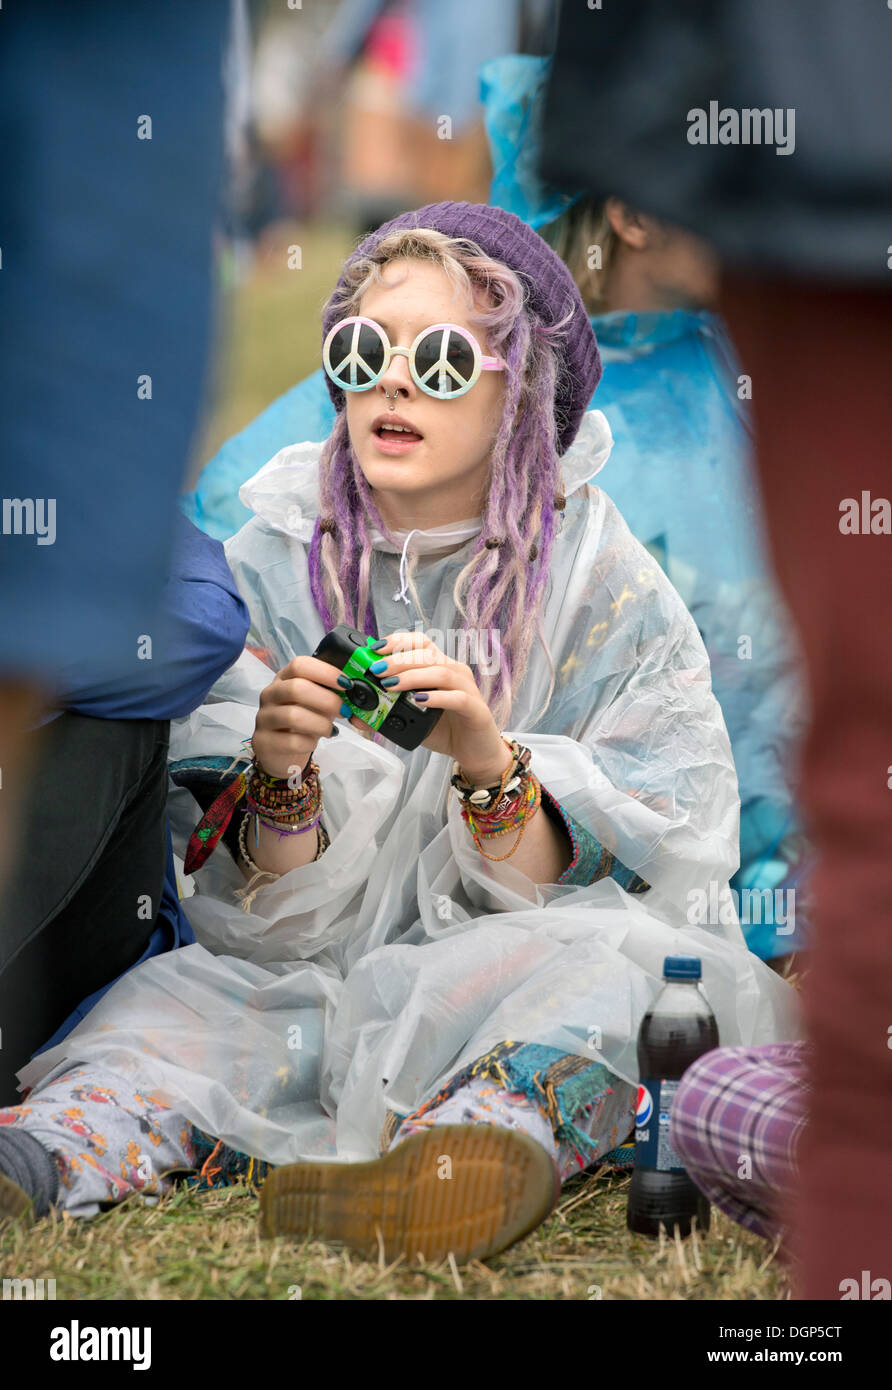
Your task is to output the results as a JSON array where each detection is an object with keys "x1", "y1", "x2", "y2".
[
  {"x1": 452, "y1": 739, "x2": 530, "y2": 824},
  {"x1": 252, "y1": 761, "x2": 319, "y2": 792},
  {"x1": 185, "y1": 746, "x2": 326, "y2": 876},
  {"x1": 238, "y1": 808, "x2": 330, "y2": 875},
  {"x1": 245, "y1": 794, "x2": 322, "y2": 836},
  {"x1": 462, "y1": 773, "x2": 542, "y2": 861},
  {"x1": 469, "y1": 776, "x2": 531, "y2": 827},
  {"x1": 246, "y1": 759, "x2": 321, "y2": 823},
  {"x1": 451, "y1": 737, "x2": 539, "y2": 862},
  {"x1": 450, "y1": 737, "x2": 532, "y2": 811}
]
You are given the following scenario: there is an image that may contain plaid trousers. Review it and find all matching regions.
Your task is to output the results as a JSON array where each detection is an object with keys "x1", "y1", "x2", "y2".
[{"x1": 669, "y1": 1041, "x2": 808, "y2": 1244}]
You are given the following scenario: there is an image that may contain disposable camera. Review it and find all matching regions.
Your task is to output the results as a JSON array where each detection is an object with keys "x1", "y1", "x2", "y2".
[{"x1": 313, "y1": 625, "x2": 443, "y2": 751}]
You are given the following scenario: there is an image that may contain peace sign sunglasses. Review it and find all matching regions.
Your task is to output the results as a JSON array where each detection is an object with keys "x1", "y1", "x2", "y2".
[{"x1": 322, "y1": 316, "x2": 507, "y2": 400}]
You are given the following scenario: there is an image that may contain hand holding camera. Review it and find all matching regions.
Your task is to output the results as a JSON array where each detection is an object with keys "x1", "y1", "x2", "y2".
[
  {"x1": 312, "y1": 626, "x2": 443, "y2": 751},
  {"x1": 314, "y1": 627, "x2": 509, "y2": 781},
  {"x1": 254, "y1": 626, "x2": 506, "y2": 781},
  {"x1": 252, "y1": 653, "x2": 346, "y2": 779}
]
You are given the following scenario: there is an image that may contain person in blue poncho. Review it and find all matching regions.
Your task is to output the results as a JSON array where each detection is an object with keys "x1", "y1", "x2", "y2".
[
  {"x1": 180, "y1": 53, "x2": 809, "y2": 963},
  {"x1": 535, "y1": 191, "x2": 811, "y2": 967}
]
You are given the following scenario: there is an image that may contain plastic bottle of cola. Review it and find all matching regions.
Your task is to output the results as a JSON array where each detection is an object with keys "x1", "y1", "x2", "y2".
[{"x1": 626, "y1": 954, "x2": 719, "y2": 1238}]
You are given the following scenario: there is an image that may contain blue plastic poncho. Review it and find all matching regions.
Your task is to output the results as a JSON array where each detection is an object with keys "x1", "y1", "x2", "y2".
[{"x1": 475, "y1": 51, "x2": 809, "y2": 959}]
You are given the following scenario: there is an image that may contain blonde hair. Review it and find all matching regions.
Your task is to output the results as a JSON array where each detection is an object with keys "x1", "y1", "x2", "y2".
[{"x1": 540, "y1": 199, "x2": 618, "y2": 314}]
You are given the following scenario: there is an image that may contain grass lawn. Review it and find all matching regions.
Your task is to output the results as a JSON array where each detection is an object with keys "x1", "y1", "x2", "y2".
[
  {"x1": 190, "y1": 220, "x2": 354, "y2": 480},
  {"x1": 1, "y1": 1165, "x2": 789, "y2": 1301}
]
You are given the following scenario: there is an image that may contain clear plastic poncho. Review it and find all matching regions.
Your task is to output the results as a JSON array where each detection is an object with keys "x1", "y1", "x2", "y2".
[{"x1": 21, "y1": 411, "x2": 800, "y2": 1163}]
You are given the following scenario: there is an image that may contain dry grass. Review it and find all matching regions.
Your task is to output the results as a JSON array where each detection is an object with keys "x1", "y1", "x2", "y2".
[
  {"x1": 191, "y1": 220, "x2": 354, "y2": 479},
  {"x1": 1, "y1": 1166, "x2": 790, "y2": 1302}
]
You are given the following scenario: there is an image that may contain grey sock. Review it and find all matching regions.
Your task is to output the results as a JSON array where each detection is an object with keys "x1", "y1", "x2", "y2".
[{"x1": 0, "y1": 1127, "x2": 60, "y2": 1218}]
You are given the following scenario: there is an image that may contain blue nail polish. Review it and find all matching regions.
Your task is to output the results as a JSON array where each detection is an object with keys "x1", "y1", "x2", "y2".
[
  {"x1": 336, "y1": 674, "x2": 354, "y2": 690},
  {"x1": 340, "y1": 701, "x2": 353, "y2": 718},
  {"x1": 413, "y1": 691, "x2": 430, "y2": 702},
  {"x1": 369, "y1": 638, "x2": 388, "y2": 650},
  {"x1": 381, "y1": 675, "x2": 399, "y2": 687},
  {"x1": 369, "y1": 659, "x2": 388, "y2": 674}
]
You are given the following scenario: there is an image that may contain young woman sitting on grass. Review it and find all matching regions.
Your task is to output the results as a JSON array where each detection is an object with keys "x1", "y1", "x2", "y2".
[{"x1": 0, "y1": 203, "x2": 798, "y2": 1263}]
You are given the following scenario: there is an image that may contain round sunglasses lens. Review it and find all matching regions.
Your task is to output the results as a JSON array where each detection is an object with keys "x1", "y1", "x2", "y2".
[
  {"x1": 327, "y1": 322, "x2": 386, "y2": 386},
  {"x1": 414, "y1": 329, "x2": 475, "y2": 394}
]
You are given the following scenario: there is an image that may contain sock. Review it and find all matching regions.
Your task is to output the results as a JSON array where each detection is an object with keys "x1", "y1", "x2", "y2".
[{"x1": 0, "y1": 1127, "x2": 60, "y2": 1218}]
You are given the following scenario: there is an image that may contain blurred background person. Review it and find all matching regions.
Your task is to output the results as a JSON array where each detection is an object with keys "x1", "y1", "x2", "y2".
[
  {"x1": 486, "y1": 53, "x2": 809, "y2": 970},
  {"x1": 0, "y1": 0, "x2": 229, "y2": 892},
  {"x1": 0, "y1": 1, "x2": 254, "y2": 1106},
  {"x1": 539, "y1": 0, "x2": 892, "y2": 1301},
  {"x1": 320, "y1": 0, "x2": 527, "y2": 228},
  {"x1": 216, "y1": 0, "x2": 557, "y2": 280}
]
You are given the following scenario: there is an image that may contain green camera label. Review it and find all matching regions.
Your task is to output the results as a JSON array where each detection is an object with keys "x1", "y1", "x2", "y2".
[{"x1": 342, "y1": 646, "x2": 399, "y2": 731}]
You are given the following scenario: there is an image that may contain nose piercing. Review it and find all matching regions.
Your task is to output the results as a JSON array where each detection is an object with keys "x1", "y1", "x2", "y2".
[{"x1": 384, "y1": 389, "x2": 399, "y2": 411}]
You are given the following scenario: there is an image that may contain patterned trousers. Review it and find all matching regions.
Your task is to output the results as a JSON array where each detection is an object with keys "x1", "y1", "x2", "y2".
[
  {"x1": 669, "y1": 1041, "x2": 808, "y2": 1245},
  {"x1": 1, "y1": 1043, "x2": 637, "y2": 1217},
  {"x1": 0, "y1": 1065, "x2": 195, "y2": 1217}
]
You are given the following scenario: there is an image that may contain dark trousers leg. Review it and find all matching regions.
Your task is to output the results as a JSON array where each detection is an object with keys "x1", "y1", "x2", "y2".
[
  {"x1": 719, "y1": 273, "x2": 892, "y2": 1299},
  {"x1": 0, "y1": 713, "x2": 170, "y2": 1104}
]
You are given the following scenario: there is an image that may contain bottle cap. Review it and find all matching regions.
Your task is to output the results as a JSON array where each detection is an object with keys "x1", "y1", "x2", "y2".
[{"x1": 663, "y1": 954, "x2": 702, "y2": 980}]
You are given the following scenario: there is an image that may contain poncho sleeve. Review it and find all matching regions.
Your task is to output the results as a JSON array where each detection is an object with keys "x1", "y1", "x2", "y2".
[
  {"x1": 444, "y1": 488, "x2": 742, "y2": 934},
  {"x1": 166, "y1": 515, "x2": 406, "y2": 966}
]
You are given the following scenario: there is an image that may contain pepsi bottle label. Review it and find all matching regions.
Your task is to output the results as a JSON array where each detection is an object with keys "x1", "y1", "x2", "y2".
[{"x1": 634, "y1": 1079, "x2": 686, "y2": 1173}]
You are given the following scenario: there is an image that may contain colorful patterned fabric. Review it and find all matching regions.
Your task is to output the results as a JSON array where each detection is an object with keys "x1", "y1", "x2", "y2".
[
  {"x1": 183, "y1": 1127, "x2": 270, "y2": 1193},
  {"x1": 388, "y1": 1075, "x2": 565, "y2": 1172},
  {"x1": 0, "y1": 1065, "x2": 196, "y2": 1218},
  {"x1": 170, "y1": 754, "x2": 252, "y2": 874},
  {"x1": 381, "y1": 1039, "x2": 636, "y2": 1179},
  {"x1": 184, "y1": 771, "x2": 248, "y2": 875},
  {"x1": 541, "y1": 787, "x2": 651, "y2": 893},
  {"x1": 669, "y1": 1041, "x2": 809, "y2": 1241},
  {"x1": 0, "y1": 1066, "x2": 273, "y2": 1217}
]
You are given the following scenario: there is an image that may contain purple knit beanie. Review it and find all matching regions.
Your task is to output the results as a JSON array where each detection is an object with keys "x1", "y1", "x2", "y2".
[{"x1": 321, "y1": 201, "x2": 601, "y2": 456}]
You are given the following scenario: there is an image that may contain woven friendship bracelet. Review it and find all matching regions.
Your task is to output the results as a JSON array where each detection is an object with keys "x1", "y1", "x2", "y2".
[
  {"x1": 246, "y1": 759, "x2": 321, "y2": 820},
  {"x1": 184, "y1": 755, "x2": 322, "y2": 875},
  {"x1": 461, "y1": 771, "x2": 543, "y2": 862}
]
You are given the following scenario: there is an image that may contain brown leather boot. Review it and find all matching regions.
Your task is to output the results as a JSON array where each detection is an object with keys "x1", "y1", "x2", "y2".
[{"x1": 259, "y1": 1123, "x2": 560, "y2": 1264}]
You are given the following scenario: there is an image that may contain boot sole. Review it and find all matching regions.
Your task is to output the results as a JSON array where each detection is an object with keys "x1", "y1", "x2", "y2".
[
  {"x1": 259, "y1": 1123, "x2": 560, "y2": 1264},
  {"x1": 0, "y1": 1171, "x2": 35, "y2": 1228}
]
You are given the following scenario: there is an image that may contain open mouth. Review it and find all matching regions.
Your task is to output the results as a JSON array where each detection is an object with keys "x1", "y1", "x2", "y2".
[{"x1": 372, "y1": 415, "x2": 424, "y2": 451}]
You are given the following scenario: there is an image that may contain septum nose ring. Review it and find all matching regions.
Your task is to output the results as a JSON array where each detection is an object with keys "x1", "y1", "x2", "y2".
[{"x1": 384, "y1": 389, "x2": 400, "y2": 412}]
